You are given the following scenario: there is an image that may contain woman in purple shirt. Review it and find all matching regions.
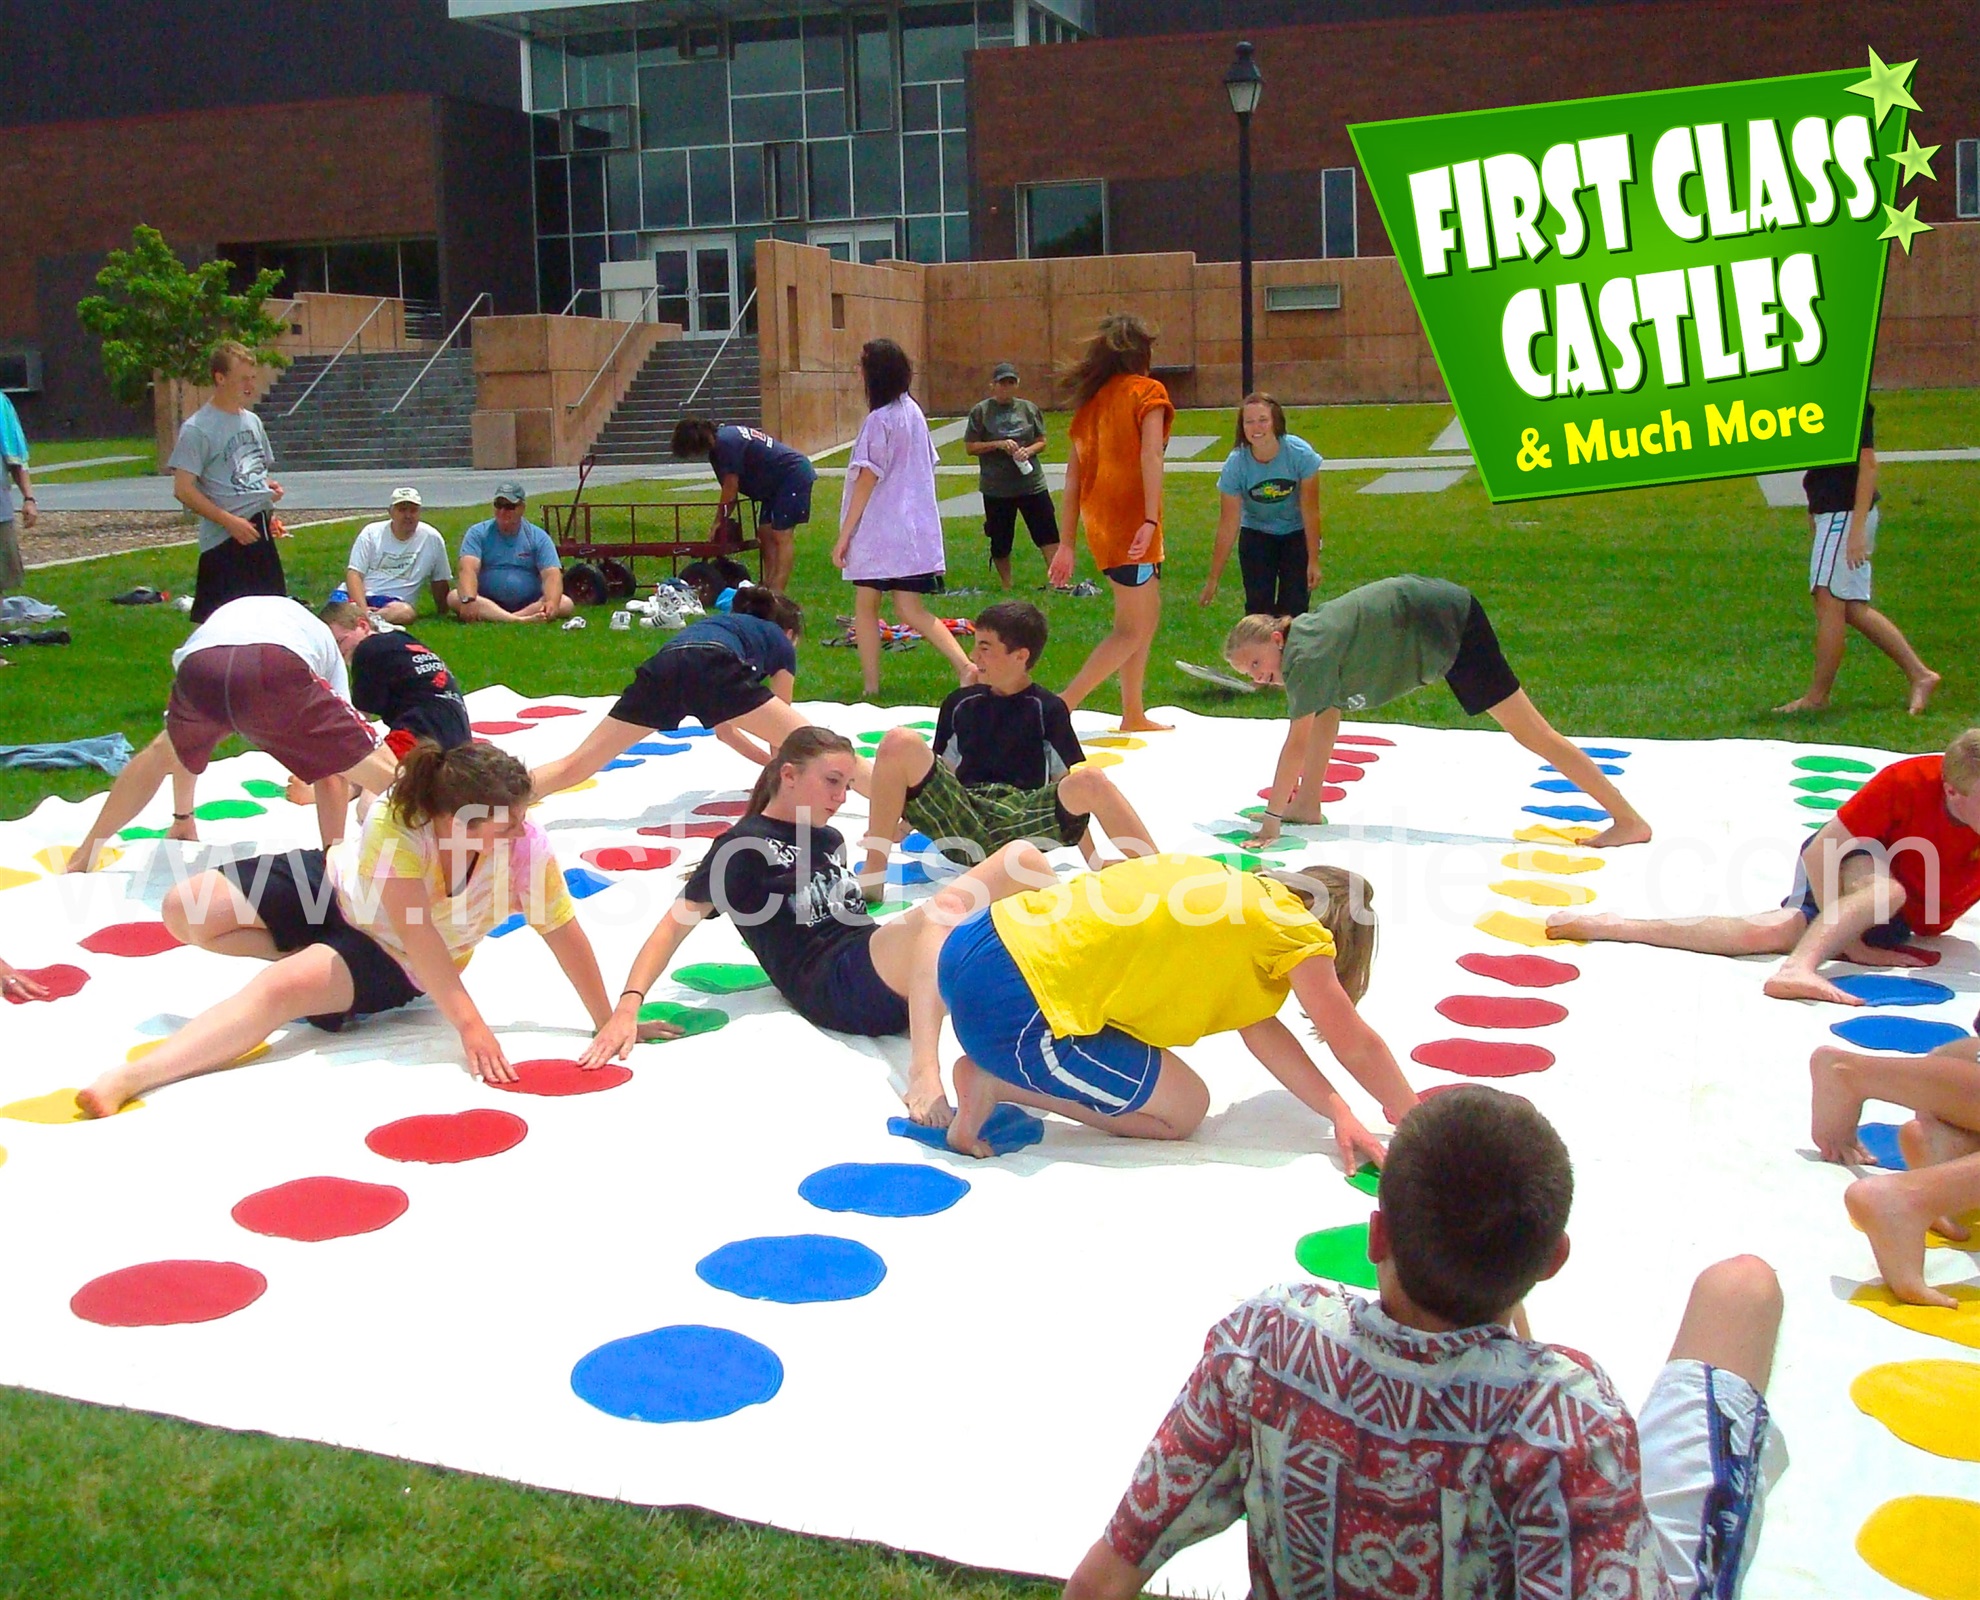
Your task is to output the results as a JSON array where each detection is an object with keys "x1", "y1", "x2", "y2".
[{"x1": 833, "y1": 339, "x2": 975, "y2": 698}]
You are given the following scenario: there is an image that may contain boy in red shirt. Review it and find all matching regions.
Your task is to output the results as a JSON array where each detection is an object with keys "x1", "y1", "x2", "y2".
[
  {"x1": 1550, "y1": 730, "x2": 1980, "y2": 1005},
  {"x1": 1064, "y1": 1088, "x2": 1782, "y2": 1600}
]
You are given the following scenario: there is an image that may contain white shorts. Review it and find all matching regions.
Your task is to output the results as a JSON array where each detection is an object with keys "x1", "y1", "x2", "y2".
[
  {"x1": 1640, "y1": 1359, "x2": 1785, "y2": 1600},
  {"x1": 1808, "y1": 505, "x2": 1877, "y2": 602}
]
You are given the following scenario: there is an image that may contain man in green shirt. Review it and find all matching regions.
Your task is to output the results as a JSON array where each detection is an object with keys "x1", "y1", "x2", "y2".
[
  {"x1": 1224, "y1": 576, "x2": 1652, "y2": 849},
  {"x1": 965, "y1": 362, "x2": 1060, "y2": 588}
]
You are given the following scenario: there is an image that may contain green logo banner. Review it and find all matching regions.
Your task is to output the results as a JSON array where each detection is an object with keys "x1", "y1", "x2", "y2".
[{"x1": 1350, "y1": 52, "x2": 1937, "y2": 500}]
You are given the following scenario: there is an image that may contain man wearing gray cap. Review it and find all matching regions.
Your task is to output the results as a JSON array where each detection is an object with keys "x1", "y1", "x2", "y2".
[
  {"x1": 965, "y1": 360, "x2": 1059, "y2": 589},
  {"x1": 344, "y1": 486, "x2": 453, "y2": 623},
  {"x1": 448, "y1": 480, "x2": 572, "y2": 624}
]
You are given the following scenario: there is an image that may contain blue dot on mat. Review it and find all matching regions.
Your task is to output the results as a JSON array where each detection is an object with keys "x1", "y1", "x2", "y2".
[
  {"x1": 695, "y1": 1234, "x2": 887, "y2": 1303},
  {"x1": 1542, "y1": 762, "x2": 1624, "y2": 776},
  {"x1": 672, "y1": 723, "x2": 715, "y2": 737},
  {"x1": 1833, "y1": 974, "x2": 1957, "y2": 1007},
  {"x1": 901, "y1": 831, "x2": 935, "y2": 854},
  {"x1": 627, "y1": 740, "x2": 692, "y2": 755},
  {"x1": 798, "y1": 1162, "x2": 969, "y2": 1217},
  {"x1": 1523, "y1": 804, "x2": 1610, "y2": 822},
  {"x1": 489, "y1": 913, "x2": 525, "y2": 938},
  {"x1": 1858, "y1": 1122, "x2": 1908, "y2": 1170},
  {"x1": 570, "y1": 1325, "x2": 783, "y2": 1423},
  {"x1": 1531, "y1": 778, "x2": 1588, "y2": 793},
  {"x1": 602, "y1": 757, "x2": 645, "y2": 771},
  {"x1": 1830, "y1": 1015, "x2": 1972, "y2": 1054},
  {"x1": 565, "y1": 867, "x2": 614, "y2": 899},
  {"x1": 889, "y1": 859, "x2": 933, "y2": 886},
  {"x1": 1577, "y1": 747, "x2": 1631, "y2": 760}
]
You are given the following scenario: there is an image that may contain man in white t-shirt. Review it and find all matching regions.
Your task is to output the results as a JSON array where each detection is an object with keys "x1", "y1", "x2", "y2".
[{"x1": 344, "y1": 486, "x2": 452, "y2": 623}]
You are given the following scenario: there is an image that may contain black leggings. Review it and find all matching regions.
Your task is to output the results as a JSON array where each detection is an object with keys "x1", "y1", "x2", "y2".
[{"x1": 1238, "y1": 529, "x2": 1309, "y2": 616}]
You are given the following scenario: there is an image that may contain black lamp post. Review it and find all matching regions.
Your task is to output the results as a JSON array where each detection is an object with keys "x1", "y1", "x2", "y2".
[{"x1": 1224, "y1": 40, "x2": 1263, "y2": 397}]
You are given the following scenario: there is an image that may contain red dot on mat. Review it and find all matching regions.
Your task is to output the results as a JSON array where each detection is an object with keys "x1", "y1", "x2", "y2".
[
  {"x1": 488, "y1": 1058, "x2": 633, "y2": 1097},
  {"x1": 471, "y1": 720, "x2": 535, "y2": 736},
  {"x1": 1456, "y1": 952, "x2": 1581, "y2": 988},
  {"x1": 366, "y1": 1108, "x2": 530, "y2": 1164},
  {"x1": 79, "y1": 922, "x2": 182, "y2": 958},
  {"x1": 1420, "y1": 1081, "x2": 1532, "y2": 1103},
  {"x1": 639, "y1": 820, "x2": 729, "y2": 840},
  {"x1": 1435, "y1": 995, "x2": 1569, "y2": 1029},
  {"x1": 3, "y1": 963, "x2": 90, "y2": 1004},
  {"x1": 694, "y1": 800, "x2": 751, "y2": 817},
  {"x1": 71, "y1": 1260, "x2": 267, "y2": 1326},
  {"x1": 1336, "y1": 734, "x2": 1395, "y2": 747},
  {"x1": 1411, "y1": 1039, "x2": 1556, "y2": 1078},
  {"x1": 1325, "y1": 763, "x2": 1364, "y2": 784},
  {"x1": 517, "y1": 705, "x2": 585, "y2": 719},
  {"x1": 582, "y1": 845, "x2": 681, "y2": 872},
  {"x1": 231, "y1": 1176, "x2": 409, "y2": 1242},
  {"x1": 1258, "y1": 786, "x2": 1349, "y2": 805}
]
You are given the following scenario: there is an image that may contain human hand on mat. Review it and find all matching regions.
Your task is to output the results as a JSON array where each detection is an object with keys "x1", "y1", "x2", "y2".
[
  {"x1": 1332, "y1": 1114, "x2": 1388, "y2": 1172},
  {"x1": 580, "y1": 1008, "x2": 641, "y2": 1065},
  {"x1": 0, "y1": 961, "x2": 48, "y2": 1001},
  {"x1": 459, "y1": 1020, "x2": 515, "y2": 1084}
]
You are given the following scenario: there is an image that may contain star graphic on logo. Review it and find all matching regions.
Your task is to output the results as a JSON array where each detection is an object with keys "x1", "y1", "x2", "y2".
[
  {"x1": 1888, "y1": 131, "x2": 1939, "y2": 186},
  {"x1": 1877, "y1": 197, "x2": 1933, "y2": 255},
  {"x1": 1845, "y1": 48, "x2": 1920, "y2": 127}
]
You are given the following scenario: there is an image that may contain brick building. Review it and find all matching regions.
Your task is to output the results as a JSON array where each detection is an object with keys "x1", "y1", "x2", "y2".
[{"x1": 0, "y1": 0, "x2": 533, "y2": 438}]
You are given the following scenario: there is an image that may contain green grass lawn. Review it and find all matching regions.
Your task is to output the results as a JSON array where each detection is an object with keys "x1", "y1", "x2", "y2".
[
  {"x1": 2, "y1": 391, "x2": 1976, "y2": 1594},
  {"x1": 26, "y1": 434, "x2": 156, "y2": 481}
]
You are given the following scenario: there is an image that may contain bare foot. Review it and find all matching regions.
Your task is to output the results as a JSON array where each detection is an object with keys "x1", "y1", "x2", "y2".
[
  {"x1": 945, "y1": 1056, "x2": 1002, "y2": 1159},
  {"x1": 1585, "y1": 816, "x2": 1652, "y2": 848},
  {"x1": 1772, "y1": 696, "x2": 1828, "y2": 714},
  {"x1": 1117, "y1": 717, "x2": 1173, "y2": 733},
  {"x1": 1809, "y1": 1045, "x2": 1869, "y2": 1162},
  {"x1": 285, "y1": 777, "x2": 313, "y2": 807},
  {"x1": 74, "y1": 1077, "x2": 129, "y2": 1120},
  {"x1": 1763, "y1": 967, "x2": 1865, "y2": 1005},
  {"x1": 1897, "y1": 1115, "x2": 1980, "y2": 1240},
  {"x1": 1840, "y1": 939, "x2": 1936, "y2": 968},
  {"x1": 167, "y1": 818, "x2": 200, "y2": 844},
  {"x1": 1847, "y1": 1174, "x2": 1958, "y2": 1308},
  {"x1": 1908, "y1": 669, "x2": 1942, "y2": 716}
]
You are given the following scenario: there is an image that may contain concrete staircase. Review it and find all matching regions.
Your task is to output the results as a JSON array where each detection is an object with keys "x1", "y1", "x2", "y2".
[
  {"x1": 588, "y1": 335, "x2": 761, "y2": 464},
  {"x1": 259, "y1": 349, "x2": 475, "y2": 471}
]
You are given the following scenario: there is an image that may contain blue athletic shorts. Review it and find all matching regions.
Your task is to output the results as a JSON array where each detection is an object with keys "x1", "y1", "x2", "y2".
[
  {"x1": 1783, "y1": 834, "x2": 1911, "y2": 949},
  {"x1": 937, "y1": 908, "x2": 1161, "y2": 1116},
  {"x1": 762, "y1": 465, "x2": 816, "y2": 530}
]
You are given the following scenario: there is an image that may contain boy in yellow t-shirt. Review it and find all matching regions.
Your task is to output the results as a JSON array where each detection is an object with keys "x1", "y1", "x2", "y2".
[{"x1": 923, "y1": 854, "x2": 1416, "y2": 1160}]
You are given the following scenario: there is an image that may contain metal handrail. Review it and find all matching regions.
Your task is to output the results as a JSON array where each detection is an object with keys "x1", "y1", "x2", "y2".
[
  {"x1": 282, "y1": 297, "x2": 391, "y2": 417},
  {"x1": 563, "y1": 285, "x2": 661, "y2": 415},
  {"x1": 560, "y1": 287, "x2": 586, "y2": 315},
  {"x1": 386, "y1": 292, "x2": 490, "y2": 414},
  {"x1": 679, "y1": 286, "x2": 758, "y2": 414}
]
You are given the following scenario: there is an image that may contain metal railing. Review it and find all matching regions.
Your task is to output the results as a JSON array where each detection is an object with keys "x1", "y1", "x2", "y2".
[
  {"x1": 563, "y1": 284, "x2": 661, "y2": 416},
  {"x1": 560, "y1": 287, "x2": 587, "y2": 315},
  {"x1": 679, "y1": 287, "x2": 758, "y2": 414},
  {"x1": 386, "y1": 292, "x2": 489, "y2": 415},
  {"x1": 282, "y1": 297, "x2": 391, "y2": 417}
]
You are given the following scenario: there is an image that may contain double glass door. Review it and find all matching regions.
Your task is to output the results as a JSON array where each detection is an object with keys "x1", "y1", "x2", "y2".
[
  {"x1": 653, "y1": 235, "x2": 736, "y2": 337},
  {"x1": 809, "y1": 225, "x2": 898, "y2": 265}
]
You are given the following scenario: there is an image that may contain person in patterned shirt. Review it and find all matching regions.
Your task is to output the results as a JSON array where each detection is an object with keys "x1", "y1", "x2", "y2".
[{"x1": 1064, "y1": 1088, "x2": 1783, "y2": 1600}]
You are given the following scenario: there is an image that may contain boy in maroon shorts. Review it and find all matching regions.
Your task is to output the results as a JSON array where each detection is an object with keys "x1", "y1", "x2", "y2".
[{"x1": 69, "y1": 596, "x2": 398, "y2": 870}]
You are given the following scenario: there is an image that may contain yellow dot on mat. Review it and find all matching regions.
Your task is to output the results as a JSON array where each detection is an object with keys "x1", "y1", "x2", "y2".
[
  {"x1": 1857, "y1": 1496, "x2": 1980, "y2": 1599},
  {"x1": 1851, "y1": 1283, "x2": 1980, "y2": 1351},
  {"x1": 1852, "y1": 1209, "x2": 1980, "y2": 1253},
  {"x1": 31, "y1": 845, "x2": 120, "y2": 873},
  {"x1": 1475, "y1": 909, "x2": 1580, "y2": 949},
  {"x1": 0, "y1": 1089, "x2": 146, "y2": 1124},
  {"x1": 0, "y1": 866, "x2": 38, "y2": 890},
  {"x1": 1852, "y1": 1362, "x2": 1980, "y2": 1461},
  {"x1": 1084, "y1": 735, "x2": 1146, "y2": 751},
  {"x1": 1500, "y1": 849, "x2": 1603, "y2": 875},
  {"x1": 1490, "y1": 878, "x2": 1596, "y2": 907},
  {"x1": 124, "y1": 1038, "x2": 269, "y2": 1067},
  {"x1": 1513, "y1": 823, "x2": 1598, "y2": 846},
  {"x1": 0, "y1": 1146, "x2": 7, "y2": 1170},
  {"x1": 1075, "y1": 752, "x2": 1123, "y2": 770}
]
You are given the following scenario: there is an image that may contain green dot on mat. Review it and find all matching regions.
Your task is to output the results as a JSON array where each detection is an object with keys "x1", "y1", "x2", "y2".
[
  {"x1": 637, "y1": 1000, "x2": 729, "y2": 1038},
  {"x1": 870, "y1": 900, "x2": 912, "y2": 917},
  {"x1": 1206, "y1": 850, "x2": 1265, "y2": 872},
  {"x1": 1792, "y1": 755, "x2": 1875, "y2": 775},
  {"x1": 909, "y1": 720, "x2": 936, "y2": 731},
  {"x1": 194, "y1": 800, "x2": 267, "y2": 821},
  {"x1": 672, "y1": 961, "x2": 772, "y2": 996},
  {"x1": 1790, "y1": 775, "x2": 1864, "y2": 795},
  {"x1": 1294, "y1": 1223, "x2": 1378, "y2": 1289},
  {"x1": 1345, "y1": 1164, "x2": 1381, "y2": 1196},
  {"x1": 240, "y1": 779, "x2": 288, "y2": 799},
  {"x1": 118, "y1": 826, "x2": 170, "y2": 840},
  {"x1": 1795, "y1": 794, "x2": 1844, "y2": 811}
]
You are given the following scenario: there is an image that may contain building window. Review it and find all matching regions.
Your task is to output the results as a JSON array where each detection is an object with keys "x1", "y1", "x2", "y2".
[
  {"x1": 1321, "y1": 167, "x2": 1357, "y2": 259},
  {"x1": 852, "y1": 13, "x2": 893, "y2": 132},
  {"x1": 731, "y1": 17, "x2": 803, "y2": 95},
  {"x1": 639, "y1": 61, "x2": 728, "y2": 148},
  {"x1": 902, "y1": 3, "x2": 974, "y2": 83},
  {"x1": 529, "y1": 38, "x2": 564, "y2": 111},
  {"x1": 1021, "y1": 181, "x2": 1105, "y2": 258},
  {"x1": 562, "y1": 107, "x2": 632, "y2": 153},
  {"x1": 565, "y1": 30, "x2": 635, "y2": 107},
  {"x1": 809, "y1": 139, "x2": 853, "y2": 220},
  {"x1": 1959, "y1": 140, "x2": 1979, "y2": 219},
  {"x1": 766, "y1": 142, "x2": 807, "y2": 220}
]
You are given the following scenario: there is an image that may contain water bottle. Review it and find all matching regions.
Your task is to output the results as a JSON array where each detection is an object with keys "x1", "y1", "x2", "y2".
[{"x1": 329, "y1": 586, "x2": 349, "y2": 603}]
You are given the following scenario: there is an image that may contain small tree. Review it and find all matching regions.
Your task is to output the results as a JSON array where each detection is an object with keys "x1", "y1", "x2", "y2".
[{"x1": 76, "y1": 225, "x2": 291, "y2": 413}]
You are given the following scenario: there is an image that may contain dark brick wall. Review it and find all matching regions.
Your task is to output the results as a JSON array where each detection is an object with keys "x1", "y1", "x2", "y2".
[
  {"x1": 975, "y1": 0, "x2": 1977, "y2": 259},
  {"x1": 438, "y1": 99, "x2": 538, "y2": 320}
]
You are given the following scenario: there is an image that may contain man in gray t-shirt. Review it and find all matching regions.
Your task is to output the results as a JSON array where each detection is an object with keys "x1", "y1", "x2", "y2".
[
  {"x1": 171, "y1": 339, "x2": 286, "y2": 622},
  {"x1": 964, "y1": 361, "x2": 1059, "y2": 588}
]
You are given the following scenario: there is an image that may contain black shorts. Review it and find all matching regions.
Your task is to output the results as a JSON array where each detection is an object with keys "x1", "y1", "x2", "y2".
[
  {"x1": 851, "y1": 571, "x2": 945, "y2": 594},
  {"x1": 191, "y1": 514, "x2": 287, "y2": 623},
  {"x1": 1783, "y1": 837, "x2": 1914, "y2": 949},
  {"x1": 219, "y1": 850, "x2": 421, "y2": 1031},
  {"x1": 1444, "y1": 597, "x2": 1522, "y2": 717},
  {"x1": 611, "y1": 643, "x2": 773, "y2": 731},
  {"x1": 1102, "y1": 561, "x2": 1162, "y2": 588},
  {"x1": 791, "y1": 929, "x2": 910, "y2": 1037},
  {"x1": 984, "y1": 491, "x2": 1059, "y2": 561},
  {"x1": 760, "y1": 466, "x2": 816, "y2": 531}
]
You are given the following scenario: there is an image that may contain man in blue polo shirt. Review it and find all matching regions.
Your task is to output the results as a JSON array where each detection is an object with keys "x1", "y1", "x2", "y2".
[{"x1": 448, "y1": 480, "x2": 573, "y2": 624}]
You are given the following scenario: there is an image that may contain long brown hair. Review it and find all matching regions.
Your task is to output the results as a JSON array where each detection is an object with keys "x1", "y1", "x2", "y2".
[
  {"x1": 1234, "y1": 391, "x2": 1288, "y2": 452},
  {"x1": 390, "y1": 739, "x2": 533, "y2": 829},
  {"x1": 1059, "y1": 312, "x2": 1157, "y2": 411},
  {"x1": 730, "y1": 585, "x2": 803, "y2": 635},
  {"x1": 745, "y1": 726, "x2": 857, "y2": 817},
  {"x1": 1261, "y1": 863, "x2": 1378, "y2": 1002}
]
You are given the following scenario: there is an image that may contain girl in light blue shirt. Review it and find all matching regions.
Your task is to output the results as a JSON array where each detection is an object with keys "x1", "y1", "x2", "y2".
[{"x1": 1200, "y1": 392, "x2": 1323, "y2": 617}]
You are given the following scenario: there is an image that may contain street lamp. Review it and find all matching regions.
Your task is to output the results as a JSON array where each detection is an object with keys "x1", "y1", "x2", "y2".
[{"x1": 1224, "y1": 40, "x2": 1264, "y2": 397}]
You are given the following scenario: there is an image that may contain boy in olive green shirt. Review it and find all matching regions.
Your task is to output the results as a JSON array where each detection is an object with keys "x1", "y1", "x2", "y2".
[{"x1": 1223, "y1": 575, "x2": 1651, "y2": 849}]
